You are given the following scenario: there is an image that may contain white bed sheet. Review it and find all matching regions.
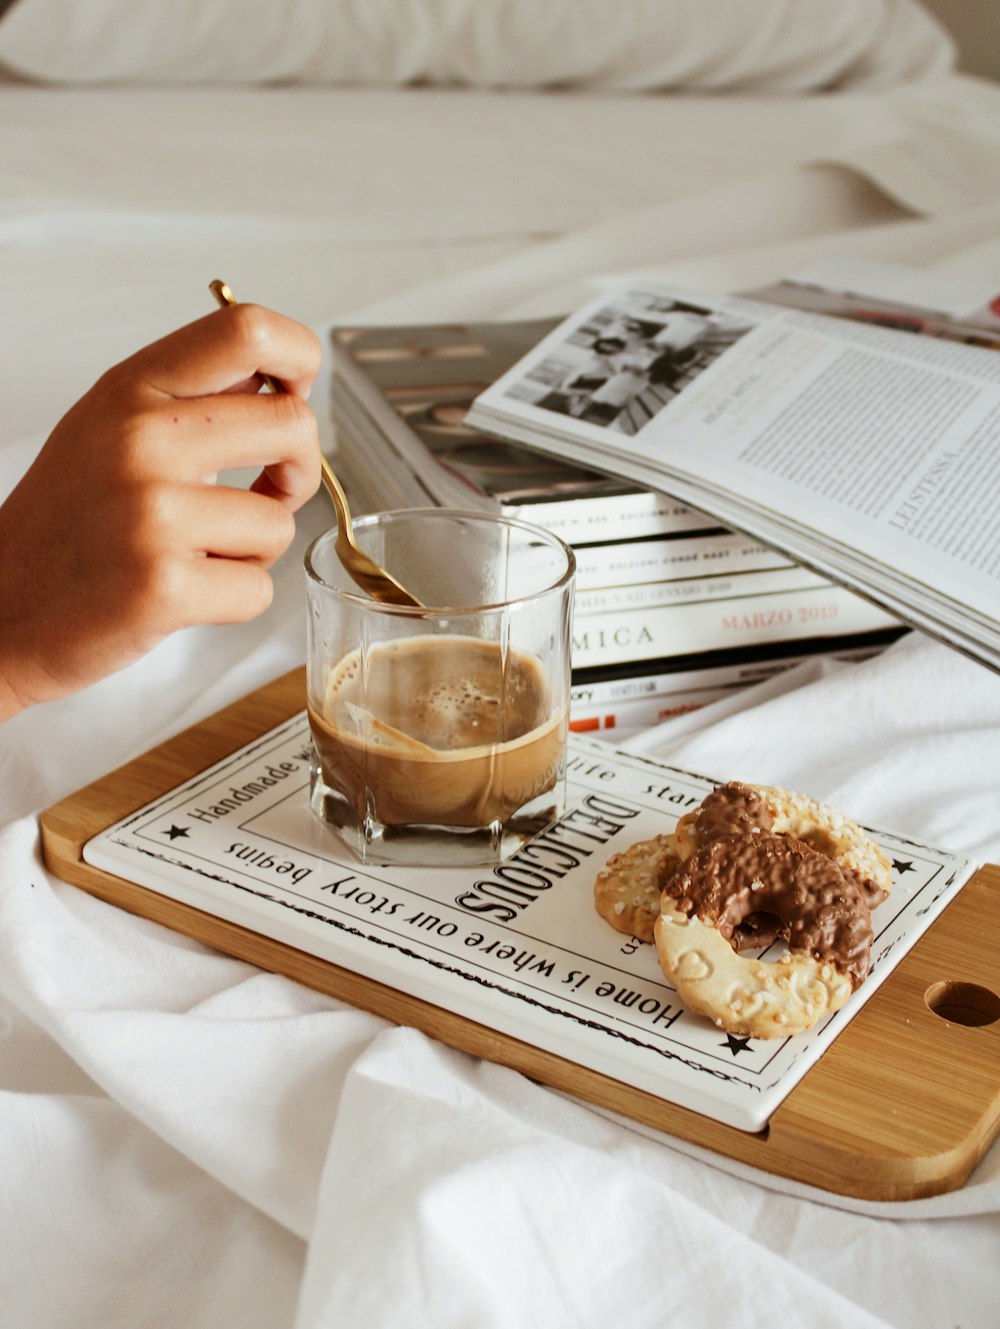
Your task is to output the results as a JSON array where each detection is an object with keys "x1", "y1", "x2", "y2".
[{"x1": 2, "y1": 72, "x2": 1000, "y2": 1329}]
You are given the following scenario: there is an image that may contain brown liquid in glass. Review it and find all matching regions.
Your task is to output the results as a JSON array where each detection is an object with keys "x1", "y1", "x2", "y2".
[{"x1": 308, "y1": 635, "x2": 565, "y2": 827}]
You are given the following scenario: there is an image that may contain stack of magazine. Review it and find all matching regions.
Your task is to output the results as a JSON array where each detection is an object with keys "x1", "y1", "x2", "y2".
[
  {"x1": 328, "y1": 308, "x2": 906, "y2": 733},
  {"x1": 466, "y1": 272, "x2": 1000, "y2": 675}
]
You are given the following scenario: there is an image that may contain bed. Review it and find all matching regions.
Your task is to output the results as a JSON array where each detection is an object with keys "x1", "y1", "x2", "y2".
[{"x1": 2, "y1": 2, "x2": 1000, "y2": 1325}]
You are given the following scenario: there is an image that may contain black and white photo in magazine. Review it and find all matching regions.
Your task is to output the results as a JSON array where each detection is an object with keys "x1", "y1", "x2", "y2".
[{"x1": 503, "y1": 290, "x2": 753, "y2": 436}]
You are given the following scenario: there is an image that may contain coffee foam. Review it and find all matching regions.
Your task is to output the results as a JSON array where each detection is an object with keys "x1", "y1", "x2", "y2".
[{"x1": 324, "y1": 636, "x2": 547, "y2": 751}]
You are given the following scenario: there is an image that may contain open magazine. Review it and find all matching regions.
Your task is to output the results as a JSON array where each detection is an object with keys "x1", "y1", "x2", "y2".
[{"x1": 465, "y1": 278, "x2": 1000, "y2": 672}]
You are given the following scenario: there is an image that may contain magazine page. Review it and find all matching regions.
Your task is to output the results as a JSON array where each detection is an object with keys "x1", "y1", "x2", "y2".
[
  {"x1": 743, "y1": 261, "x2": 1000, "y2": 340},
  {"x1": 467, "y1": 284, "x2": 1000, "y2": 664}
]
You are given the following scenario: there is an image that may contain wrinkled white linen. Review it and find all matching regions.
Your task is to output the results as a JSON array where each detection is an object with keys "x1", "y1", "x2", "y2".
[
  {"x1": 3, "y1": 74, "x2": 1000, "y2": 1329},
  {"x1": 3, "y1": 633, "x2": 1000, "y2": 1329}
]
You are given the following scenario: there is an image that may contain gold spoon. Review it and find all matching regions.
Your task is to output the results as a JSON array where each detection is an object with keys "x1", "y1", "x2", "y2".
[{"x1": 208, "y1": 279, "x2": 422, "y2": 608}]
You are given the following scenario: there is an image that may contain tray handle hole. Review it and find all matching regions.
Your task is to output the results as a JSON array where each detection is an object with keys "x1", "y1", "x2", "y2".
[{"x1": 925, "y1": 980, "x2": 1000, "y2": 1028}]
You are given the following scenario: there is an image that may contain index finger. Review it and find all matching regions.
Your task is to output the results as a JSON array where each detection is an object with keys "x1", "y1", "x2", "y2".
[{"x1": 126, "y1": 303, "x2": 322, "y2": 403}]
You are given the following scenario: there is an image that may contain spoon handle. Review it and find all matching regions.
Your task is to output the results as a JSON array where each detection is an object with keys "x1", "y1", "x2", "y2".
[{"x1": 208, "y1": 280, "x2": 423, "y2": 608}]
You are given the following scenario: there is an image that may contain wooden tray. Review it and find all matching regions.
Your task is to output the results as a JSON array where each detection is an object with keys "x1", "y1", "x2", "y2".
[{"x1": 39, "y1": 667, "x2": 1000, "y2": 1201}]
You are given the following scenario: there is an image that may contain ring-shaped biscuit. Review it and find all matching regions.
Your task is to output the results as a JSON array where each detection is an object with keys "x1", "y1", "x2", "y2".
[
  {"x1": 655, "y1": 832, "x2": 873, "y2": 1038},
  {"x1": 655, "y1": 898, "x2": 854, "y2": 1038},
  {"x1": 673, "y1": 781, "x2": 891, "y2": 910}
]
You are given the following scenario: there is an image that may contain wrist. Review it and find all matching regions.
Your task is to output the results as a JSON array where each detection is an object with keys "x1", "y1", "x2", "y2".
[
  {"x1": 0, "y1": 676, "x2": 26, "y2": 724},
  {"x1": 0, "y1": 652, "x2": 33, "y2": 724}
]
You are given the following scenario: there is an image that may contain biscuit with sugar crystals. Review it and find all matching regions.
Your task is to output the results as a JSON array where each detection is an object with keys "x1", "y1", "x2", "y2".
[
  {"x1": 655, "y1": 898, "x2": 855, "y2": 1038},
  {"x1": 594, "y1": 835, "x2": 679, "y2": 941},
  {"x1": 656, "y1": 830, "x2": 874, "y2": 1038}
]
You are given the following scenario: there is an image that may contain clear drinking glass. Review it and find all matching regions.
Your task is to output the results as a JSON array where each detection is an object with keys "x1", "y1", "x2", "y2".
[{"x1": 304, "y1": 508, "x2": 575, "y2": 867}]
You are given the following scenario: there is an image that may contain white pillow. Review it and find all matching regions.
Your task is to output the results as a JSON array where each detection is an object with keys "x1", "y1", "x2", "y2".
[{"x1": 0, "y1": 0, "x2": 955, "y2": 92}]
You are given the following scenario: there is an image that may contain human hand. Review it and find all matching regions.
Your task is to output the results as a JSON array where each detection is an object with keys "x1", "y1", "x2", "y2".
[{"x1": 0, "y1": 303, "x2": 322, "y2": 720}]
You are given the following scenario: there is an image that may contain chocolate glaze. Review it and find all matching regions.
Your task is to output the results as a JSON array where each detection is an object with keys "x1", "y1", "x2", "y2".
[
  {"x1": 692, "y1": 781, "x2": 772, "y2": 844},
  {"x1": 668, "y1": 834, "x2": 874, "y2": 988},
  {"x1": 692, "y1": 780, "x2": 888, "y2": 911},
  {"x1": 676, "y1": 782, "x2": 780, "y2": 951}
]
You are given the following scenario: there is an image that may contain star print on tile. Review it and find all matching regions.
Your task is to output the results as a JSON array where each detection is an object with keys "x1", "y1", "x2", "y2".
[
  {"x1": 163, "y1": 825, "x2": 190, "y2": 840},
  {"x1": 721, "y1": 1034, "x2": 753, "y2": 1056},
  {"x1": 892, "y1": 859, "x2": 916, "y2": 875}
]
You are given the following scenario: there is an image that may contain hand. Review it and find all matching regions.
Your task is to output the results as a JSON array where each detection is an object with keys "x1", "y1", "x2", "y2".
[{"x1": 0, "y1": 303, "x2": 322, "y2": 720}]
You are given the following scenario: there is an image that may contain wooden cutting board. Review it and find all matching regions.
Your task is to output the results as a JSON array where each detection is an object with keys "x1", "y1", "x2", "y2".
[{"x1": 38, "y1": 667, "x2": 1000, "y2": 1201}]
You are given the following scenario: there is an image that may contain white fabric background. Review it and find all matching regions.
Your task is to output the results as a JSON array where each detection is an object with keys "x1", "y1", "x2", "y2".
[
  {"x1": 0, "y1": 0, "x2": 954, "y2": 91},
  {"x1": 2, "y1": 70, "x2": 1000, "y2": 1328}
]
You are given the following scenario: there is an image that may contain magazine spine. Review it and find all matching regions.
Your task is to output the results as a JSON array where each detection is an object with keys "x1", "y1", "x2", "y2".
[
  {"x1": 570, "y1": 583, "x2": 898, "y2": 670},
  {"x1": 572, "y1": 530, "x2": 796, "y2": 584},
  {"x1": 568, "y1": 635, "x2": 894, "y2": 732}
]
